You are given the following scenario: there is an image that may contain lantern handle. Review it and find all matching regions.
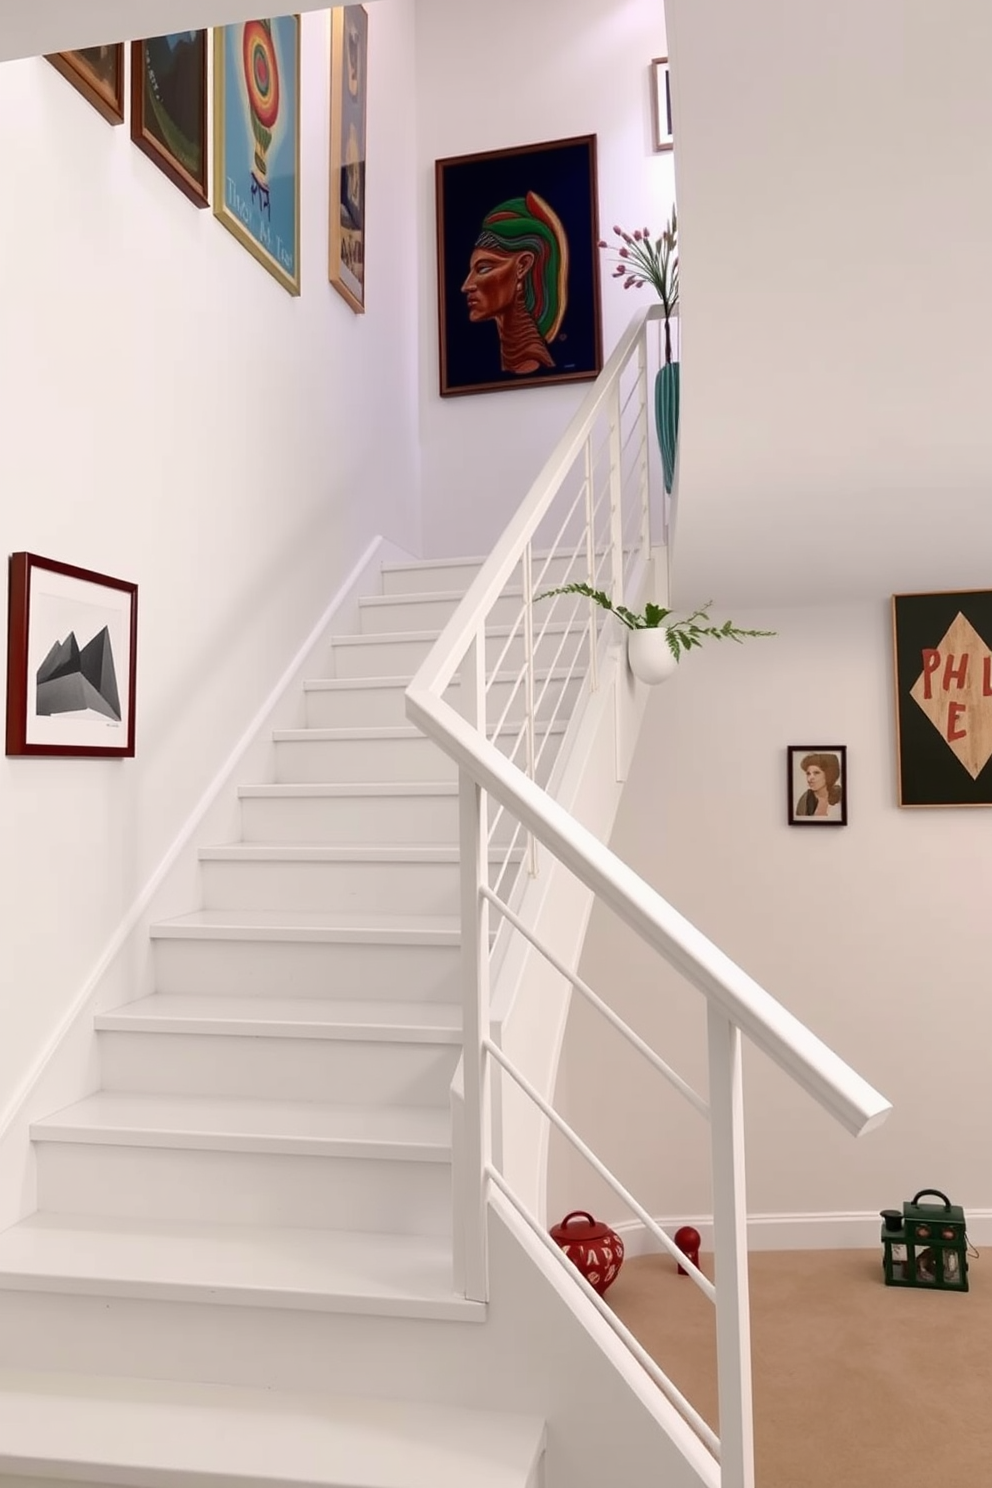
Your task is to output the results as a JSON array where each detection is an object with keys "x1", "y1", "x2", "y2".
[
  {"x1": 911, "y1": 1189, "x2": 952, "y2": 1209},
  {"x1": 559, "y1": 1211, "x2": 597, "y2": 1227}
]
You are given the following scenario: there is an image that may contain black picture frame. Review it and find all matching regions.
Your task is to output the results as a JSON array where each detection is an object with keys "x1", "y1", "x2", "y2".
[
  {"x1": 788, "y1": 745, "x2": 847, "y2": 826},
  {"x1": 6, "y1": 553, "x2": 138, "y2": 759},
  {"x1": 435, "y1": 134, "x2": 603, "y2": 397},
  {"x1": 892, "y1": 589, "x2": 992, "y2": 807}
]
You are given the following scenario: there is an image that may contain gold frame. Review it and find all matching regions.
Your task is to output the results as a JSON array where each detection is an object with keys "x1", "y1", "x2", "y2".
[
  {"x1": 651, "y1": 56, "x2": 673, "y2": 153},
  {"x1": 328, "y1": 5, "x2": 368, "y2": 313},
  {"x1": 213, "y1": 17, "x2": 302, "y2": 296}
]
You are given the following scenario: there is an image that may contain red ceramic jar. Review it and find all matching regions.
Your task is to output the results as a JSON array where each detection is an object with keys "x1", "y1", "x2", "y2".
[{"x1": 549, "y1": 1210, "x2": 625, "y2": 1295}]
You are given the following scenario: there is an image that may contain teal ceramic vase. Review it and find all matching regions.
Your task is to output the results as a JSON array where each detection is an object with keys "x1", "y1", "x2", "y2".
[{"x1": 654, "y1": 360, "x2": 680, "y2": 495}]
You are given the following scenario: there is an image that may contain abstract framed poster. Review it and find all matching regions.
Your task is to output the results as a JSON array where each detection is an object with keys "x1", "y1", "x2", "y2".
[
  {"x1": 131, "y1": 33, "x2": 209, "y2": 207},
  {"x1": 6, "y1": 553, "x2": 137, "y2": 759},
  {"x1": 46, "y1": 45, "x2": 125, "y2": 125},
  {"x1": 787, "y1": 745, "x2": 847, "y2": 826},
  {"x1": 329, "y1": 4, "x2": 368, "y2": 313},
  {"x1": 651, "y1": 57, "x2": 673, "y2": 152},
  {"x1": 892, "y1": 589, "x2": 992, "y2": 807},
  {"x1": 435, "y1": 134, "x2": 603, "y2": 397},
  {"x1": 214, "y1": 16, "x2": 302, "y2": 295}
]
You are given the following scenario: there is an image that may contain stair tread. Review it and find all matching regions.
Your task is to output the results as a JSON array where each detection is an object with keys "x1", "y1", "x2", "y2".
[
  {"x1": 239, "y1": 781, "x2": 460, "y2": 798},
  {"x1": 95, "y1": 994, "x2": 462, "y2": 1041},
  {"x1": 273, "y1": 722, "x2": 565, "y2": 741},
  {"x1": 151, "y1": 907, "x2": 461, "y2": 943},
  {"x1": 331, "y1": 619, "x2": 577, "y2": 646},
  {"x1": 31, "y1": 1092, "x2": 451, "y2": 1158},
  {"x1": 0, "y1": 1363, "x2": 544, "y2": 1485},
  {"x1": 0, "y1": 1216, "x2": 481, "y2": 1323},
  {"x1": 304, "y1": 666, "x2": 574, "y2": 692},
  {"x1": 199, "y1": 843, "x2": 520, "y2": 863}
]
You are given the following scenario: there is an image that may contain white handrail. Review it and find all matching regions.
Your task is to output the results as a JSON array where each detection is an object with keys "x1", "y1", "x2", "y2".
[{"x1": 407, "y1": 691, "x2": 890, "y2": 1139}]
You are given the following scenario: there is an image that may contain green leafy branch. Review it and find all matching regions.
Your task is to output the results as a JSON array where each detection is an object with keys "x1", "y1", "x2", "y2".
[{"x1": 535, "y1": 581, "x2": 775, "y2": 661}]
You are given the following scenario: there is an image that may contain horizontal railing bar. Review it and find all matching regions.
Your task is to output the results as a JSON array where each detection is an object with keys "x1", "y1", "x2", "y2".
[
  {"x1": 485, "y1": 1038, "x2": 716, "y2": 1299},
  {"x1": 408, "y1": 307, "x2": 660, "y2": 698},
  {"x1": 486, "y1": 1165, "x2": 721, "y2": 1460},
  {"x1": 480, "y1": 886, "x2": 711, "y2": 1118},
  {"x1": 405, "y1": 691, "x2": 892, "y2": 1140}
]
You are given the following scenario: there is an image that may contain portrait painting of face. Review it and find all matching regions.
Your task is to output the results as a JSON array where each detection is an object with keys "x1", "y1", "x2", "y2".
[
  {"x1": 787, "y1": 746, "x2": 847, "y2": 826},
  {"x1": 436, "y1": 135, "x2": 603, "y2": 396}
]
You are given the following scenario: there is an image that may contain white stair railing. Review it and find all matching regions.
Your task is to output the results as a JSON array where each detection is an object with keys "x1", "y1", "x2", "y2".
[{"x1": 407, "y1": 305, "x2": 891, "y2": 1488}]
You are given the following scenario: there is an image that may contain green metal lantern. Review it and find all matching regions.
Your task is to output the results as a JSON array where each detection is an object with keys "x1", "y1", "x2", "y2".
[{"x1": 880, "y1": 1189, "x2": 969, "y2": 1292}]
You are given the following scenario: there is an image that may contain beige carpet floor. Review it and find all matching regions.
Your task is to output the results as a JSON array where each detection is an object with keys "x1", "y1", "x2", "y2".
[{"x1": 606, "y1": 1248, "x2": 990, "y2": 1485}]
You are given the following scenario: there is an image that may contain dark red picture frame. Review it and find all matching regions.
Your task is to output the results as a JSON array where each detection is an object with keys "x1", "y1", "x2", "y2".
[
  {"x1": 131, "y1": 34, "x2": 210, "y2": 208},
  {"x1": 46, "y1": 46, "x2": 126, "y2": 126},
  {"x1": 6, "y1": 553, "x2": 138, "y2": 759}
]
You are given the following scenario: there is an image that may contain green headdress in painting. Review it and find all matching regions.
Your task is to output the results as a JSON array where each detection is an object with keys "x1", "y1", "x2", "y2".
[{"x1": 475, "y1": 191, "x2": 569, "y2": 341}]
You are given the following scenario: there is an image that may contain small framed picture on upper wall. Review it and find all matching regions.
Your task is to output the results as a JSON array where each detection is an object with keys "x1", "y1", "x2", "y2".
[
  {"x1": 788, "y1": 745, "x2": 847, "y2": 826},
  {"x1": 651, "y1": 57, "x2": 673, "y2": 151},
  {"x1": 47, "y1": 45, "x2": 125, "y2": 125}
]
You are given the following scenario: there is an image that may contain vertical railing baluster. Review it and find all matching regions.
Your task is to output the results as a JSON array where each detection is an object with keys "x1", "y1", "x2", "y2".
[
  {"x1": 584, "y1": 436, "x2": 598, "y2": 692},
  {"x1": 637, "y1": 327, "x2": 651, "y2": 560},
  {"x1": 459, "y1": 629, "x2": 491, "y2": 1303},
  {"x1": 608, "y1": 383, "x2": 625, "y2": 611},
  {"x1": 707, "y1": 1005, "x2": 755, "y2": 1488},
  {"x1": 521, "y1": 540, "x2": 538, "y2": 875}
]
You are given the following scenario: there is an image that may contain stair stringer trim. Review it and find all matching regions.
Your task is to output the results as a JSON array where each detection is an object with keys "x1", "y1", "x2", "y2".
[{"x1": 0, "y1": 534, "x2": 415, "y2": 1234}]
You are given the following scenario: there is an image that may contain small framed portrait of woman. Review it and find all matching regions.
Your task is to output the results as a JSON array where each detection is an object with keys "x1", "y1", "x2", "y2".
[
  {"x1": 787, "y1": 745, "x2": 848, "y2": 826},
  {"x1": 435, "y1": 134, "x2": 603, "y2": 397}
]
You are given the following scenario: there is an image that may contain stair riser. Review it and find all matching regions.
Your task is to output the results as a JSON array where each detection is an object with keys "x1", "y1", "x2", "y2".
[
  {"x1": 239, "y1": 791, "x2": 519, "y2": 846},
  {"x1": 303, "y1": 673, "x2": 582, "y2": 730},
  {"x1": 198, "y1": 857, "x2": 519, "y2": 916},
  {"x1": 151, "y1": 937, "x2": 463, "y2": 1003},
  {"x1": 35, "y1": 1145, "x2": 451, "y2": 1234},
  {"x1": 329, "y1": 627, "x2": 587, "y2": 680},
  {"x1": 274, "y1": 735, "x2": 453, "y2": 784},
  {"x1": 98, "y1": 1033, "x2": 460, "y2": 1108},
  {"x1": 359, "y1": 591, "x2": 529, "y2": 635}
]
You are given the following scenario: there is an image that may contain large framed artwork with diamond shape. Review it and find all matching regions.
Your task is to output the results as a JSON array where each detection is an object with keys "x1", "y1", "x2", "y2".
[
  {"x1": 6, "y1": 553, "x2": 138, "y2": 759},
  {"x1": 892, "y1": 590, "x2": 992, "y2": 807}
]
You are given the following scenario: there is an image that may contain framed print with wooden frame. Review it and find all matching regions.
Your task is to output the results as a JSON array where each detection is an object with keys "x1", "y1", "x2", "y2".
[
  {"x1": 47, "y1": 45, "x2": 125, "y2": 125},
  {"x1": 788, "y1": 745, "x2": 847, "y2": 826},
  {"x1": 892, "y1": 589, "x2": 992, "y2": 807},
  {"x1": 214, "y1": 16, "x2": 302, "y2": 295},
  {"x1": 131, "y1": 33, "x2": 209, "y2": 207},
  {"x1": 329, "y1": 4, "x2": 368, "y2": 312},
  {"x1": 6, "y1": 553, "x2": 138, "y2": 759},
  {"x1": 651, "y1": 57, "x2": 673, "y2": 151},
  {"x1": 435, "y1": 134, "x2": 603, "y2": 397}
]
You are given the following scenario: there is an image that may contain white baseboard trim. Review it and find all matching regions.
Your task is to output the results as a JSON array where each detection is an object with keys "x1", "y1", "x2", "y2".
[
  {"x1": 0, "y1": 535, "x2": 401, "y2": 1165},
  {"x1": 614, "y1": 1207, "x2": 992, "y2": 1254}
]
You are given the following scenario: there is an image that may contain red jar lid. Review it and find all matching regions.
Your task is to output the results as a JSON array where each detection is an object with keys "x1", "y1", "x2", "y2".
[{"x1": 550, "y1": 1210, "x2": 612, "y2": 1243}]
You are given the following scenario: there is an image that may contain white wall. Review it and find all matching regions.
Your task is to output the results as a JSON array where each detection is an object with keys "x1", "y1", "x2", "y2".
[
  {"x1": 414, "y1": 0, "x2": 674, "y2": 559},
  {"x1": 665, "y1": 0, "x2": 992, "y2": 609},
  {"x1": 550, "y1": 603, "x2": 992, "y2": 1234},
  {"x1": 0, "y1": 3, "x2": 421, "y2": 1116}
]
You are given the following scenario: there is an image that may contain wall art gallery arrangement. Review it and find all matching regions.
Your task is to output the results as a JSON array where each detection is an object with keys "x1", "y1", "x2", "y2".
[{"x1": 5, "y1": 553, "x2": 138, "y2": 759}]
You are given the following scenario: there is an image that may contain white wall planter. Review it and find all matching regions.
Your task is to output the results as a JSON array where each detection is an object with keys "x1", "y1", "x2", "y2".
[{"x1": 626, "y1": 628, "x2": 679, "y2": 685}]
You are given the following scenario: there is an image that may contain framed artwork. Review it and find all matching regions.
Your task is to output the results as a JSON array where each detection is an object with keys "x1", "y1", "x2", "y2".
[
  {"x1": 788, "y1": 745, "x2": 847, "y2": 826},
  {"x1": 435, "y1": 134, "x2": 603, "y2": 397},
  {"x1": 651, "y1": 57, "x2": 673, "y2": 152},
  {"x1": 214, "y1": 16, "x2": 302, "y2": 295},
  {"x1": 47, "y1": 45, "x2": 125, "y2": 125},
  {"x1": 329, "y1": 5, "x2": 368, "y2": 313},
  {"x1": 6, "y1": 553, "x2": 137, "y2": 759},
  {"x1": 131, "y1": 33, "x2": 209, "y2": 207},
  {"x1": 892, "y1": 590, "x2": 992, "y2": 807}
]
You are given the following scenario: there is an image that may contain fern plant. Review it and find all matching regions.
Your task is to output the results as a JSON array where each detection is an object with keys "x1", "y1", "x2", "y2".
[{"x1": 536, "y1": 582, "x2": 775, "y2": 661}]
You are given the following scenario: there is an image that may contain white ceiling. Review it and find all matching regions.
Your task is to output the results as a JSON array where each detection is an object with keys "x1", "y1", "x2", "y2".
[{"x1": 0, "y1": 1, "x2": 333, "y2": 61}]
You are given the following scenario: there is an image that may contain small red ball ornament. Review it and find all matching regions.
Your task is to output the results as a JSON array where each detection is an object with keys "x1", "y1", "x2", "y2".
[
  {"x1": 674, "y1": 1225, "x2": 702, "y2": 1276},
  {"x1": 549, "y1": 1210, "x2": 625, "y2": 1295}
]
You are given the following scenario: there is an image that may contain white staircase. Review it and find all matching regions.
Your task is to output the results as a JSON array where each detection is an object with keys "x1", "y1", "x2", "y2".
[{"x1": 0, "y1": 555, "x2": 554, "y2": 1488}]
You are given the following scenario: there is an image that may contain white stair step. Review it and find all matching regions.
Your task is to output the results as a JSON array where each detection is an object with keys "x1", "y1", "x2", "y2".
[
  {"x1": 32, "y1": 1095, "x2": 451, "y2": 1232},
  {"x1": 271, "y1": 723, "x2": 566, "y2": 785},
  {"x1": 238, "y1": 781, "x2": 521, "y2": 846},
  {"x1": 378, "y1": 548, "x2": 584, "y2": 595},
  {"x1": 328, "y1": 623, "x2": 587, "y2": 679},
  {"x1": 96, "y1": 993, "x2": 462, "y2": 1041},
  {"x1": 0, "y1": 1368, "x2": 543, "y2": 1487},
  {"x1": 302, "y1": 669, "x2": 581, "y2": 729},
  {"x1": 150, "y1": 909, "x2": 463, "y2": 1003},
  {"x1": 96, "y1": 994, "x2": 461, "y2": 1106},
  {"x1": 0, "y1": 1216, "x2": 479, "y2": 1321},
  {"x1": 197, "y1": 843, "x2": 522, "y2": 915},
  {"x1": 359, "y1": 587, "x2": 531, "y2": 634}
]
